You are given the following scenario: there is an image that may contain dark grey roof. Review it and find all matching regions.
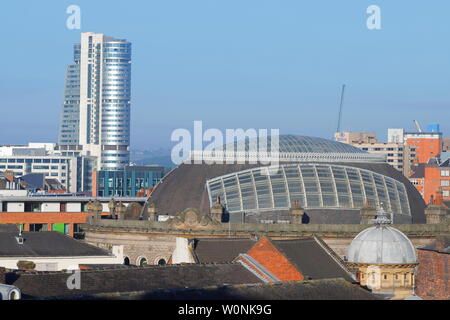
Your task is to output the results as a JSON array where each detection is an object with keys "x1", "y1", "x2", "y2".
[
  {"x1": 45, "y1": 178, "x2": 65, "y2": 190},
  {"x1": 19, "y1": 173, "x2": 45, "y2": 189},
  {"x1": 271, "y1": 238, "x2": 355, "y2": 282},
  {"x1": 45, "y1": 278, "x2": 380, "y2": 300},
  {"x1": 5, "y1": 263, "x2": 262, "y2": 299},
  {"x1": 145, "y1": 162, "x2": 426, "y2": 223},
  {"x1": 0, "y1": 231, "x2": 112, "y2": 257},
  {"x1": 410, "y1": 164, "x2": 425, "y2": 179},
  {"x1": 192, "y1": 238, "x2": 257, "y2": 263},
  {"x1": 0, "y1": 224, "x2": 19, "y2": 233},
  {"x1": 440, "y1": 158, "x2": 450, "y2": 167}
]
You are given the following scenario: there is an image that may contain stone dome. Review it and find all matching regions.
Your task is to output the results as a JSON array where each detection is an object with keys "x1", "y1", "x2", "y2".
[{"x1": 347, "y1": 225, "x2": 417, "y2": 265}]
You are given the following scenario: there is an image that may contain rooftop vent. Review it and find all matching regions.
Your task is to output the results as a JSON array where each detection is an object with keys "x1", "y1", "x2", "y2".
[{"x1": 15, "y1": 236, "x2": 24, "y2": 245}]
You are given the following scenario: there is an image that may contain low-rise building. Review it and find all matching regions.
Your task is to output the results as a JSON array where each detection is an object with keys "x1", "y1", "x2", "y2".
[
  {"x1": 92, "y1": 165, "x2": 165, "y2": 197},
  {"x1": 0, "y1": 195, "x2": 146, "y2": 237},
  {"x1": 0, "y1": 225, "x2": 123, "y2": 271}
]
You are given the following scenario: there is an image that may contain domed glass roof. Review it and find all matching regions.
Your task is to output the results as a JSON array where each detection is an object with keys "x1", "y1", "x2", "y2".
[
  {"x1": 221, "y1": 134, "x2": 368, "y2": 154},
  {"x1": 347, "y1": 225, "x2": 417, "y2": 264}
]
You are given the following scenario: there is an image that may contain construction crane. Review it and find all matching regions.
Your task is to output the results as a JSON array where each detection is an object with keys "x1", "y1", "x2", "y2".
[
  {"x1": 336, "y1": 84, "x2": 346, "y2": 134},
  {"x1": 413, "y1": 120, "x2": 423, "y2": 133}
]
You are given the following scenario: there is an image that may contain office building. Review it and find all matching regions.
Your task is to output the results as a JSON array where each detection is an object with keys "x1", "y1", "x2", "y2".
[
  {"x1": 388, "y1": 126, "x2": 443, "y2": 165},
  {"x1": 58, "y1": 32, "x2": 132, "y2": 171},
  {"x1": 350, "y1": 142, "x2": 416, "y2": 177},
  {"x1": 0, "y1": 143, "x2": 77, "y2": 192}
]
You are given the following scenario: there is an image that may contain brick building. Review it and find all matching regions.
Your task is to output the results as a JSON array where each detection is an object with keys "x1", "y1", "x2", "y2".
[
  {"x1": 415, "y1": 237, "x2": 449, "y2": 300},
  {"x1": 404, "y1": 132, "x2": 442, "y2": 165},
  {"x1": 410, "y1": 158, "x2": 450, "y2": 204}
]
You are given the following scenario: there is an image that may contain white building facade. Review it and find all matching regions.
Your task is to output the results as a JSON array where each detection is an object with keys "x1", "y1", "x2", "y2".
[{"x1": 58, "y1": 32, "x2": 132, "y2": 171}]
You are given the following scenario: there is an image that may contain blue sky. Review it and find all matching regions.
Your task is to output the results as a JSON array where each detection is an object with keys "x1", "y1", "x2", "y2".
[{"x1": 1, "y1": 0, "x2": 450, "y2": 149}]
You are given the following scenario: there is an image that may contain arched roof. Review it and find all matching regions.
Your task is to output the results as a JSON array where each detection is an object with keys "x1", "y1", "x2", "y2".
[
  {"x1": 221, "y1": 134, "x2": 368, "y2": 154},
  {"x1": 347, "y1": 225, "x2": 417, "y2": 264}
]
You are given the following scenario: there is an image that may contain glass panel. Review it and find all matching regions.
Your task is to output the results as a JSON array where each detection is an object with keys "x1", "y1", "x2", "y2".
[
  {"x1": 322, "y1": 194, "x2": 337, "y2": 207},
  {"x1": 306, "y1": 194, "x2": 321, "y2": 207}
]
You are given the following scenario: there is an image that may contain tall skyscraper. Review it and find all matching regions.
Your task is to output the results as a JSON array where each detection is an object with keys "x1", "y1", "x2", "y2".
[{"x1": 58, "y1": 32, "x2": 131, "y2": 171}]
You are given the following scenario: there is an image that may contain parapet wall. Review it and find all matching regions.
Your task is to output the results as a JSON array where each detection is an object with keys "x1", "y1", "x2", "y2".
[{"x1": 84, "y1": 219, "x2": 449, "y2": 237}]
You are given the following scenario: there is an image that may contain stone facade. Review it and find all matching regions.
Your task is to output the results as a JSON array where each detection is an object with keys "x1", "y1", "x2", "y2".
[
  {"x1": 350, "y1": 263, "x2": 417, "y2": 299},
  {"x1": 82, "y1": 219, "x2": 444, "y2": 267},
  {"x1": 425, "y1": 204, "x2": 449, "y2": 224}
]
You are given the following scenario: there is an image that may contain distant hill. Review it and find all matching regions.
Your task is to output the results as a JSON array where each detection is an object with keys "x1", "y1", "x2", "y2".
[
  {"x1": 132, "y1": 155, "x2": 175, "y2": 168},
  {"x1": 130, "y1": 148, "x2": 176, "y2": 167}
]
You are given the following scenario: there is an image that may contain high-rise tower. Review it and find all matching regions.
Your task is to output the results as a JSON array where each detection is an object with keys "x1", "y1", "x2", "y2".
[{"x1": 58, "y1": 32, "x2": 131, "y2": 171}]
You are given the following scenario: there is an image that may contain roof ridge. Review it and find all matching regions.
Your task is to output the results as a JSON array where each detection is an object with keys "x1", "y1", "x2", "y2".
[{"x1": 312, "y1": 235, "x2": 356, "y2": 282}]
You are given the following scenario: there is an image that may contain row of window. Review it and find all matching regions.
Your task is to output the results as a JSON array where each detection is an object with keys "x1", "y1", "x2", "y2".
[{"x1": 0, "y1": 158, "x2": 68, "y2": 164}]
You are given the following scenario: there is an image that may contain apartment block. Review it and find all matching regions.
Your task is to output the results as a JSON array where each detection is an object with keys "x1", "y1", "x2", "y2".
[{"x1": 350, "y1": 142, "x2": 416, "y2": 177}]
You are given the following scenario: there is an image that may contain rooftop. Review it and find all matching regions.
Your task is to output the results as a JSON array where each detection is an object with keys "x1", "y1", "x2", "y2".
[
  {"x1": 3, "y1": 263, "x2": 261, "y2": 299},
  {"x1": 50, "y1": 278, "x2": 380, "y2": 300},
  {"x1": 0, "y1": 228, "x2": 112, "y2": 257}
]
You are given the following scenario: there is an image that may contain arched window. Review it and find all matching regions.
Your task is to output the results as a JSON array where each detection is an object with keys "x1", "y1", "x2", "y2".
[
  {"x1": 157, "y1": 258, "x2": 166, "y2": 265},
  {"x1": 123, "y1": 257, "x2": 130, "y2": 265},
  {"x1": 138, "y1": 257, "x2": 147, "y2": 267}
]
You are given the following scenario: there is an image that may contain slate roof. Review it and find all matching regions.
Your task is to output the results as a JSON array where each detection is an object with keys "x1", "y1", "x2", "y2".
[
  {"x1": 19, "y1": 173, "x2": 45, "y2": 190},
  {"x1": 0, "y1": 224, "x2": 20, "y2": 233},
  {"x1": 44, "y1": 278, "x2": 380, "y2": 300},
  {"x1": 270, "y1": 238, "x2": 355, "y2": 282},
  {"x1": 409, "y1": 164, "x2": 425, "y2": 179},
  {"x1": 192, "y1": 238, "x2": 257, "y2": 263},
  {"x1": 4, "y1": 263, "x2": 262, "y2": 299},
  {"x1": 0, "y1": 231, "x2": 112, "y2": 257}
]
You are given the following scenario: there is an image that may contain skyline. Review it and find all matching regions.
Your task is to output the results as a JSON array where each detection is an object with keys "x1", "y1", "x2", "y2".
[{"x1": 1, "y1": 1, "x2": 450, "y2": 149}]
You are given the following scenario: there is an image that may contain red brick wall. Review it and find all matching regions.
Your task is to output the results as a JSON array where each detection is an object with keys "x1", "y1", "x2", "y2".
[
  {"x1": 415, "y1": 249, "x2": 450, "y2": 300},
  {"x1": 423, "y1": 166, "x2": 450, "y2": 204},
  {"x1": 247, "y1": 237, "x2": 303, "y2": 281},
  {"x1": 406, "y1": 137, "x2": 441, "y2": 164}
]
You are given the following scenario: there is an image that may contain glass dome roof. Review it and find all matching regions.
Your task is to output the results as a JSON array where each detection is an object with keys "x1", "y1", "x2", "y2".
[{"x1": 221, "y1": 134, "x2": 368, "y2": 154}]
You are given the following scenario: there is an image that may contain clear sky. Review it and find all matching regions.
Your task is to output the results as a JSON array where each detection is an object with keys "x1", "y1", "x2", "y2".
[{"x1": 1, "y1": 0, "x2": 450, "y2": 149}]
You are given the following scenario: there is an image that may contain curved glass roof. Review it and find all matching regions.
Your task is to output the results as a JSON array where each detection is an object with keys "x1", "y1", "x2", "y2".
[
  {"x1": 220, "y1": 134, "x2": 367, "y2": 154},
  {"x1": 206, "y1": 163, "x2": 411, "y2": 218}
]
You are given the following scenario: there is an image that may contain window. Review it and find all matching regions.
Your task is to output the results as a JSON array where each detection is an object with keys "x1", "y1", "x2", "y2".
[
  {"x1": 441, "y1": 170, "x2": 450, "y2": 177},
  {"x1": 157, "y1": 259, "x2": 166, "y2": 266},
  {"x1": 138, "y1": 257, "x2": 147, "y2": 266},
  {"x1": 123, "y1": 257, "x2": 130, "y2": 265},
  {"x1": 441, "y1": 180, "x2": 450, "y2": 187},
  {"x1": 443, "y1": 190, "x2": 450, "y2": 197}
]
